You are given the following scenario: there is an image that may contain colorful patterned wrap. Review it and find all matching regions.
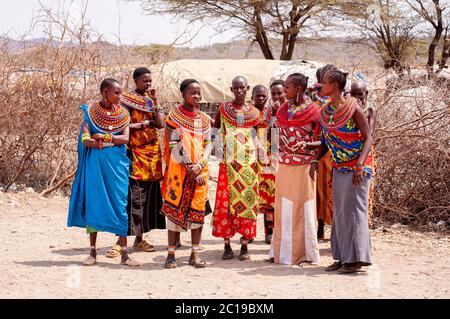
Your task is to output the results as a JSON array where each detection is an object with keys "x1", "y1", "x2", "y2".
[
  {"x1": 212, "y1": 102, "x2": 260, "y2": 240},
  {"x1": 319, "y1": 97, "x2": 372, "y2": 177},
  {"x1": 120, "y1": 91, "x2": 163, "y2": 181}
]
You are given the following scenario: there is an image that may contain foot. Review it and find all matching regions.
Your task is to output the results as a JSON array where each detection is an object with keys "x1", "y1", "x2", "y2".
[
  {"x1": 338, "y1": 263, "x2": 362, "y2": 274},
  {"x1": 299, "y1": 261, "x2": 312, "y2": 267},
  {"x1": 265, "y1": 234, "x2": 272, "y2": 244},
  {"x1": 82, "y1": 255, "x2": 96, "y2": 266},
  {"x1": 121, "y1": 257, "x2": 141, "y2": 267},
  {"x1": 325, "y1": 261, "x2": 342, "y2": 272},
  {"x1": 265, "y1": 257, "x2": 275, "y2": 263},
  {"x1": 188, "y1": 253, "x2": 207, "y2": 268},
  {"x1": 222, "y1": 246, "x2": 234, "y2": 260},
  {"x1": 133, "y1": 239, "x2": 155, "y2": 252},
  {"x1": 239, "y1": 245, "x2": 250, "y2": 261},
  {"x1": 164, "y1": 254, "x2": 177, "y2": 269}
]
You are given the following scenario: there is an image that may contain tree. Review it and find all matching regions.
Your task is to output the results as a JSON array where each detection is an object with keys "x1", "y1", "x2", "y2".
[
  {"x1": 437, "y1": 26, "x2": 450, "y2": 72},
  {"x1": 405, "y1": 0, "x2": 449, "y2": 75},
  {"x1": 134, "y1": 0, "x2": 333, "y2": 60},
  {"x1": 338, "y1": 0, "x2": 421, "y2": 74}
]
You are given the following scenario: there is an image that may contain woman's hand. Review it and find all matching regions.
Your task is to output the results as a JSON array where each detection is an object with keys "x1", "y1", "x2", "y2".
[
  {"x1": 149, "y1": 88, "x2": 158, "y2": 105},
  {"x1": 352, "y1": 171, "x2": 363, "y2": 186},
  {"x1": 83, "y1": 139, "x2": 99, "y2": 149},
  {"x1": 195, "y1": 175, "x2": 206, "y2": 186},
  {"x1": 189, "y1": 163, "x2": 202, "y2": 176},
  {"x1": 91, "y1": 133, "x2": 105, "y2": 141}
]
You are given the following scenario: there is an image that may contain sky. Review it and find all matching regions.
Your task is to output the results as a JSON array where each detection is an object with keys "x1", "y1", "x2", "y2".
[{"x1": 0, "y1": 0, "x2": 238, "y2": 47}]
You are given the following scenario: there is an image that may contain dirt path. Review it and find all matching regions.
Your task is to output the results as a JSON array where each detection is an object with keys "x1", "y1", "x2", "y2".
[{"x1": 0, "y1": 190, "x2": 448, "y2": 299}]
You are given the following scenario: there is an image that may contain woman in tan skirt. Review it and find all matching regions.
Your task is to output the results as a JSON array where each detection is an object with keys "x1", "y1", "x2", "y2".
[{"x1": 268, "y1": 73, "x2": 321, "y2": 266}]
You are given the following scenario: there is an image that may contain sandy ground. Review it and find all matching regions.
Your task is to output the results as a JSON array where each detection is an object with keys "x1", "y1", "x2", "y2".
[{"x1": 0, "y1": 187, "x2": 449, "y2": 299}]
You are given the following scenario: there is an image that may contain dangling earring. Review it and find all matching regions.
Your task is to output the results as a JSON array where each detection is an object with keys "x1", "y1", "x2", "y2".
[{"x1": 296, "y1": 88, "x2": 301, "y2": 105}]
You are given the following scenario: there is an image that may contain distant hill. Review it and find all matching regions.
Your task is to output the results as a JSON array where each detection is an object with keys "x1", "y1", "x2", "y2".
[
  {"x1": 171, "y1": 37, "x2": 383, "y2": 73},
  {"x1": 3, "y1": 36, "x2": 429, "y2": 76},
  {"x1": 0, "y1": 36, "x2": 76, "y2": 51}
]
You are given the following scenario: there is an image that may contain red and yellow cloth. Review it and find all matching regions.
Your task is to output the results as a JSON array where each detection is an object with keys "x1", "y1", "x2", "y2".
[
  {"x1": 212, "y1": 102, "x2": 260, "y2": 240},
  {"x1": 120, "y1": 91, "x2": 163, "y2": 181}
]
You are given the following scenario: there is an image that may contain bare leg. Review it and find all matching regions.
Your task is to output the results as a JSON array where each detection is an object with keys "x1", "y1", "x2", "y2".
[
  {"x1": 239, "y1": 239, "x2": 250, "y2": 261},
  {"x1": 189, "y1": 227, "x2": 206, "y2": 268},
  {"x1": 118, "y1": 236, "x2": 140, "y2": 266},
  {"x1": 83, "y1": 232, "x2": 97, "y2": 266},
  {"x1": 134, "y1": 235, "x2": 143, "y2": 244},
  {"x1": 165, "y1": 230, "x2": 178, "y2": 268},
  {"x1": 89, "y1": 232, "x2": 97, "y2": 259},
  {"x1": 222, "y1": 238, "x2": 234, "y2": 260},
  {"x1": 175, "y1": 232, "x2": 181, "y2": 249}
]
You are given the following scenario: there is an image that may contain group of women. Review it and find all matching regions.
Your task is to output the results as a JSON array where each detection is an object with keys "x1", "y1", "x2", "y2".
[{"x1": 68, "y1": 64, "x2": 375, "y2": 274}]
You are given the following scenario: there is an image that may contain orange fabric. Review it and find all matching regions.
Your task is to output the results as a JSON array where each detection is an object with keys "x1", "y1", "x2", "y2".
[
  {"x1": 162, "y1": 117, "x2": 208, "y2": 213},
  {"x1": 129, "y1": 108, "x2": 163, "y2": 181}
]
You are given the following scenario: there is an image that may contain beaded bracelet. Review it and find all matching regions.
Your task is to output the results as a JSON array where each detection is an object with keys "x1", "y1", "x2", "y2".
[
  {"x1": 81, "y1": 133, "x2": 91, "y2": 143},
  {"x1": 104, "y1": 133, "x2": 113, "y2": 143}
]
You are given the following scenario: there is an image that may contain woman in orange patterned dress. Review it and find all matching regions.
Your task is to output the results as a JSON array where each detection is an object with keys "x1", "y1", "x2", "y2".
[{"x1": 161, "y1": 79, "x2": 212, "y2": 269}]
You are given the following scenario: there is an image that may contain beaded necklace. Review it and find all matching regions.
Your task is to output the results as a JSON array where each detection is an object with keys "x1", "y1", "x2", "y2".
[
  {"x1": 319, "y1": 97, "x2": 357, "y2": 130},
  {"x1": 88, "y1": 102, "x2": 130, "y2": 133},
  {"x1": 221, "y1": 101, "x2": 260, "y2": 127},
  {"x1": 169, "y1": 104, "x2": 211, "y2": 134},
  {"x1": 120, "y1": 91, "x2": 156, "y2": 113},
  {"x1": 287, "y1": 97, "x2": 311, "y2": 120},
  {"x1": 276, "y1": 99, "x2": 318, "y2": 127}
]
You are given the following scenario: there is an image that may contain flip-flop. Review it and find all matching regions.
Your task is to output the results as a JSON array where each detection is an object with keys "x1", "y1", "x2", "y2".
[
  {"x1": 105, "y1": 244, "x2": 121, "y2": 258},
  {"x1": 164, "y1": 257, "x2": 177, "y2": 269},
  {"x1": 82, "y1": 256, "x2": 96, "y2": 266},
  {"x1": 133, "y1": 240, "x2": 155, "y2": 252}
]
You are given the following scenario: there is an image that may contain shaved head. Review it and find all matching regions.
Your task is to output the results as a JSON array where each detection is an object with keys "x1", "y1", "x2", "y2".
[
  {"x1": 232, "y1": 75, "x2": 248, "y2": 87},
  {"x1": 351, "y1": 80, "x2": 368, "y2": 92},
  {"x1": 350, "y1": 80, "x2": 369, "y2": 106}
]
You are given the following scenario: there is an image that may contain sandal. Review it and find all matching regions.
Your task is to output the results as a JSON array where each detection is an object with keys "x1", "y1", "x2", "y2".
[
  {"x1": 164, "y1": 255, "x2": 177, "y2": 269},
  {"x1": 188, "y1": 254, "x2": 207, "y2": 268},
  {"x1": 105, "y1": 244, "x2": 122, "y2": 258},
  {"x1": 239, "y1": 252, "x2": 250, "y2": 261},
  {"x1": 82, "y1": 256, "x2": 96, "y2": 266},
  {"x1": 121, "y1": 258, "x2": 141, "y2": 267},
  {"x1": 222, "y1": 249, "x2": 234, "y2": 260},
  {"x1": 133, "y1": 240, "x2": 155, "y2": 252},
  {"x1": 299, "y1": 261, "x2": 312, "y2": 267}
]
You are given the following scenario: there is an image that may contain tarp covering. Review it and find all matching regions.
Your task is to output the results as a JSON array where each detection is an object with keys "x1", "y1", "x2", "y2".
[{"x1": 152, "y1": 59, "x2": 323, "y2": 104}]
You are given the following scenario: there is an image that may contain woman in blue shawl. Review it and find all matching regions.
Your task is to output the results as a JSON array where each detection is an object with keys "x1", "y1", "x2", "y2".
[{"x1": 68, "y1": 78, "x2": 140, "y2": 267}]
